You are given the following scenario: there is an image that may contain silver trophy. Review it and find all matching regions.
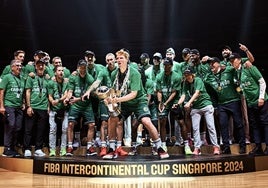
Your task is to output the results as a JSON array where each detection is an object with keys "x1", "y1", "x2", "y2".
[{"x1": 95, "y1": 86, "x2": 121, "y2": 117}]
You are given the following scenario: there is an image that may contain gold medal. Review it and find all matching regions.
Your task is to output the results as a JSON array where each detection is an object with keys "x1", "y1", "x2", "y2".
[
  {"x1": 218, "y1": 86, "x2": 222, "y2": 91},
  {"x1": 236, "y1": 87, "x2": 241, "y2": 93}
]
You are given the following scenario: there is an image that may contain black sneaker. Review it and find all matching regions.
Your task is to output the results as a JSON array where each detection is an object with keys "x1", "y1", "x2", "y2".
[
  {"x1": 249, "y1": 144, "x2": 264, "y2": 155},
  {"x1": 239, "y1": 146, "x2": 246, "y2": 154},
  {"x1": 142, "y1": 138, "x2": 151, "y2": 147},
  {"x1": 86, "y1": 146, "x2": 97, "y2": 156},
  {"x1": 222, "y1": 146, "x2": 231, "y2": 154},
  {"x1": 166, "y1": 138, "x2": 174, "y2": 146},
  {"x1": 158, "y1": 147, "x2": 169, "y2": 159},
  {"x1": 2, "y1": 149, "x2": 15, "y2": 157}
]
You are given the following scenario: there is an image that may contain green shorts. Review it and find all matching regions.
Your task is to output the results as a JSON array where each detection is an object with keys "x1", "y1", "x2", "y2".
[
  {"x1": 98, "y1": 100, "x2": 109, "y2": 121},
  {"x1": 158, "y1": 107, "x2": 171, "y2": 118},
  {"x1": 149, "y1": 103, "x2": 158, "y2": 121},
  {"x1": 121, "y1": 101, "x2": 151, "y2": 121},
  {"x1": 68, "y1": 104, "x2": 95, "y2": 124}
]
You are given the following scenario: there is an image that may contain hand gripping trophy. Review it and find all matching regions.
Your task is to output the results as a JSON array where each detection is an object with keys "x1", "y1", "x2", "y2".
[{"x1": 95, "y1": 86, "x2": 121, "y2": 117}]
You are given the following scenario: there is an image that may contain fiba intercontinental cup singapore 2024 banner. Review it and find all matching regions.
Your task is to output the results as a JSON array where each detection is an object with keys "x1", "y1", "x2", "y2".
[{"x1": 33, "y1": 156, "x2": 255, "y2": 177}]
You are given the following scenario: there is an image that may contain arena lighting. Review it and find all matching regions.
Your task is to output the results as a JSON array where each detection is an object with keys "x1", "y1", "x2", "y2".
[{"x1": 239, "y1": 0, "x2": 254, "y2": 43}]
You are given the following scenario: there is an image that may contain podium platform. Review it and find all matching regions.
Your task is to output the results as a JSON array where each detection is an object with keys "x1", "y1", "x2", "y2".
[{"x1": 0, "y1": 144, "x2": 268, "y2": 178}]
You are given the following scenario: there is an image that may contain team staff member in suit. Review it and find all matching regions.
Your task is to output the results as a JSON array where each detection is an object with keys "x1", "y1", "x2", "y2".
[
  {"x1": 206, "y1": 57, "x2": 246, "y2": 154},
  {"x1": 24, "y1": 58, "x2": 49, "y2": 157},
  {"x1": 0, "y1": 60, "x2": 25, "y2": 157}
]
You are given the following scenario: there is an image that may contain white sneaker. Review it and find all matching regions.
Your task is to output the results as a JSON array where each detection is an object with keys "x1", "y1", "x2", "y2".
[
  {"x1": 94, "y1": 137, "x2": 102, "y2": 147},
  {"x1": 34, "y1": 149, "x2": 46, "y2": 157},
  {"x1": 72, "y1": 140, "x2": 80, "y2": 148},
  {"x1": 24, "y1": 149, "x2": 32, "y2": 157},
  {"x1": 124, "y1": 137, "x2": 132, "y2": 147},
  {"x1": 161, "y1": 145, "x2": 168, "y2": 152},
  {"x1": 136, "y1": 136, "x2": 143, "y2": 146}
]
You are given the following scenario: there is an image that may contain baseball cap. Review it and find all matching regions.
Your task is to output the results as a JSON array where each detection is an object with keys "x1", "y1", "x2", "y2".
[
  {"x1": 36, "y1": 58, "x2": 46, "y2": 64},
  {"x1": 182, "y1": 48, "x2": 191, "y2": 54},
  {"x1": 153, "y1": 52, "x2": 162, "y2": 59},
  {"x1": 208, "y1": 57, "x2": 221, "y2": 64},
  {"x1": 183, "y1": 67, "x2": 194, "y2": 75},
  {"x1": 229, "y1": 53, "x2": 241, "y2": 60},
  {"x1": 84, "y1": 50, "x2": 95, "y2": 57},
  {"x1": 166, "y1": 47, "x2": 175, "y2": 55},
  {"x1": 34, "y1": 50, "x2": 46, "y2": 58},
  {"x1": 77, "y1": 59, "x2": 88, "y2": 66},
  {"x1": 190, "y1": 49, "x2": 200, "y2": 55},
  {"x1": 163, "y1": 58, "x2": 173, "y2": 65},
  {"x1": 140, "y1": 53, "x2": 149, "y2": 59}
]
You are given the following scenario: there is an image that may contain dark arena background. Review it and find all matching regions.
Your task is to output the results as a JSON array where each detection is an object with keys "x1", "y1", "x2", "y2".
[{"x1": 1, "y1": 0, "x2": 268, "y2": 182}]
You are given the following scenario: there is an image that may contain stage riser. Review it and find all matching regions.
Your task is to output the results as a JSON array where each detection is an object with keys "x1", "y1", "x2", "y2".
[
  {"x1": 0, "y1": 144, "x2": 268, "y2": 178},
  {"x1": 5, "y1": 143, "x2": 261, "y2": 156}
]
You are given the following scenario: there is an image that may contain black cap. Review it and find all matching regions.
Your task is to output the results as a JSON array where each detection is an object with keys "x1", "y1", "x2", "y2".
[
  {"x1": 229, "y1": 53, "x2": 241, "y2": 60},
  {"x1": 163, "y1": 58, "x2": 173, "y2": 65},
  {"x1": 36, "y1": 58, "x2": 46, "y2": 64},
  {"x1": 184, "y1": 67, "x2": 194, "y2": 75},
  {"x1": 84, "y1": 50, "x2": 95, "y2": 57},
  {"x1": 190, "y1": 49, "x2": 200, "y2": 55},
  {"x1": 140, "y1": 53, "x2": 149, "y2": 59},
  {"x1": 153, "y1": 52, "x2": 162, "y2": 59},
  {"x1": 182, "y1": 48, "x2": 191, "y2": 54},
  {"x1": 34, "y1": 50, "x2": 46, "y2": 57},
  {"x1": 209, "y1": 57, "x2": 221, "y2": 64},
  {"x1": 77, "y1": 59, "x2": 88, "y2": 66}
]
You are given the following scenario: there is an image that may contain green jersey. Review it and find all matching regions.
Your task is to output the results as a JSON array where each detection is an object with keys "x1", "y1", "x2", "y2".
[
  {"x1": 96, "y1": 68, "x2": 113, "y2": 87},
  {"x1": 1, "y1": 65, "x2": 28, "y2": 80},
  {"x1": 111, "y1": 66, "x2": 147, "y2": 106},
  {"x1": 145, "y1": 65, "x2": 162, "y2": 82},
  {"x1": 87, "y1": 64, "x2": 106, "y2": 80},
  {"x1": 145, "y1": 78, "x2": 155, "y2": 95},
  {"x1": 206, "y1": 66, "x2": 240, "y2": 105},
  {"x1": 182, "y1": 77, "x2": 212, "y2": 109},
  {"x1": 239, "y1": 65, "x2": 268, "y2": 107},
  {"x1": 68, "y1": 73, "x2": 94, "y2": 108},
  {"x1": 25, "y1": 75, "x2": 49, "y2": 110},
  {"x1": 47, "y1": 79, "x2": 69, "y2": 111},
  {"x1": 156, "y1": 71, "x2": 182, "y2": 108},
  {"x1": 0, "y1": 73, "x2": 25, "y2": 107},
  {"x1": 194, "y1": 63, "x2": 211, "y2": 80}
]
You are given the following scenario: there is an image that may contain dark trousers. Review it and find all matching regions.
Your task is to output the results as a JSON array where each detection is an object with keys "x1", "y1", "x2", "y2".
[
  {"x1": 248, "y1": 101, "x2": 268, "y2": 144},
  {"x1": 4, "y1": 106, "x2": 23, "y2": 149},
  {"x1": 24, "y1": 109, "x2": 48, "y2": 150},
  {"x1": 218, "y1": 100, "x2": 246, "y2": 148}
]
